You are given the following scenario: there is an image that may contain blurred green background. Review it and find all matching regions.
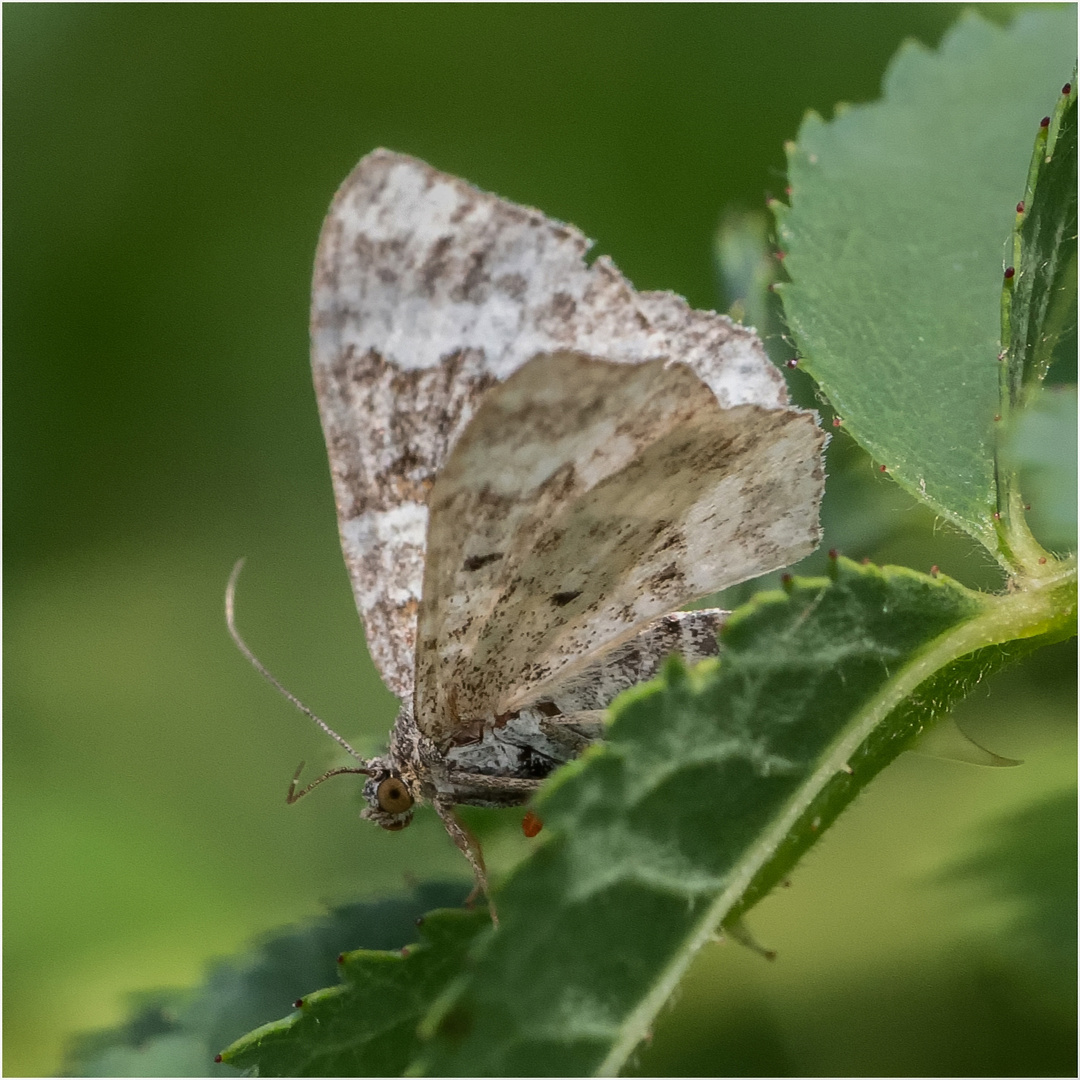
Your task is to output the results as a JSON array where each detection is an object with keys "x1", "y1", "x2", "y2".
[{"x1": 6, "y1": 5, "x2": 1075, "y2": 1076}]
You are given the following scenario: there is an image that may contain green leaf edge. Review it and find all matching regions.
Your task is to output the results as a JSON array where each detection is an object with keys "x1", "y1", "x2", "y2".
[
  {"x1": 1000, "y1": 69, "x2": 1077, "y2": 401},
  {"x1": 771, "y1": 17, "x2": 1076, "y2": 569},
  {"x1": 996, "y1": 71, "x2": 1078, "y2": 568},
  {"x1": 65, "y1": 884, "x2": 471, "y2": 1077},
  {"x1": 770, "y1": 155, "x2": 1003, "y2": 556},
  {"x1": 218, "y1": 907, "x2": 491, "y2": 1074}
]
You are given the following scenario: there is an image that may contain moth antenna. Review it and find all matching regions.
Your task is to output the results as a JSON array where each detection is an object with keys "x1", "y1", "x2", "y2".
[
  {"x1": 225, "y1": 558, "x2": 367, "y2": 762},
  {"x1": 286, "y1": 761, "x2": 372, "y2": 804}
]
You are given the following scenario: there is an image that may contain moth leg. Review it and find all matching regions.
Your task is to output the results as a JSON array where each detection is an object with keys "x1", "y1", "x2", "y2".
[{"x1": 433, "y1": 798, "x2": 498, "y2": 926}]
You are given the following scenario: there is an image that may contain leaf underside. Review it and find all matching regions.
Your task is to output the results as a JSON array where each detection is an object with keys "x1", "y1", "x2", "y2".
[
  {"x1": 775, "y1": 9, "x2": 1077, "y2": 557},
  {"x1": 221, "y1": 908, "x2": 490, "y2": 1077},
  {"x1": 66, "y1": 884, "x2": 469, "y2": 1078},
  {"x1": 229, "y1": 560, "x2": 982, "y2": 1076},
  {"x1": 222, "y1": 554, "x2": 1074, "y2": 1077}
]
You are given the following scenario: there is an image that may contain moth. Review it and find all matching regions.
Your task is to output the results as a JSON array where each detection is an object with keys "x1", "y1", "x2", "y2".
[{"x1": 229, "y1": 150, "x2": 826, "y2": 905}]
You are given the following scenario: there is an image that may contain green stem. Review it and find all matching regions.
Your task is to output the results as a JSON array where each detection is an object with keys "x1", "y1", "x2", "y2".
[{"x1": 996, "y1": 487, "x2": 1058, "y2": 579}]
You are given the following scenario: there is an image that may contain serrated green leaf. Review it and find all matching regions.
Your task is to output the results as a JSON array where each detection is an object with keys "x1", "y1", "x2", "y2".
[
  {"x1": 995, "y1": 75, "x2": 1077, "y2": 557},
  {"x1": 412, "y1": 558, "x2": 1074, "y2": 1076},
  {"x1": 219, "y1": 908, "x2": 490, "y2": 1077},
  {"x1": 66, "y1": 883, "x2": 468, "y2": 1077},
  {"x1": 1002, "y1": 72, "x2": 1077, "y2": 405},
  {"x1": 775, "y1": 9, "x2": 1077, "y2": 560}
]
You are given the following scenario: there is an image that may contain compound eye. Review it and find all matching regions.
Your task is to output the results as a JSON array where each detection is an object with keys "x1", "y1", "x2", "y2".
[{"x1": 376, "y1": 776, "x2": 414, "y2": 815}]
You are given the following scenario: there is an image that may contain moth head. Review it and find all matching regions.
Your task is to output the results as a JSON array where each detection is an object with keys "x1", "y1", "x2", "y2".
[{"x1": 360, "y1": 759, "x2": 416, "y2": 831}]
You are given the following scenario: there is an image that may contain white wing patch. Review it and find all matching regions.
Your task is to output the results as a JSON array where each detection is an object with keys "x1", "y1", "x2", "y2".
[{"x1": 310, "y1": 149, "x2": 818, "y2": 700}]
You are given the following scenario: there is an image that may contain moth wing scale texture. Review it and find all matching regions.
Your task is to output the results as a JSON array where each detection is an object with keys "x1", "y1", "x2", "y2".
[
  {"x1": 310, "y1": 149, "x2": 825, "y2": 717},
  {"x1": 418, "y1": 352, "x2": 818, "y2": 741}
]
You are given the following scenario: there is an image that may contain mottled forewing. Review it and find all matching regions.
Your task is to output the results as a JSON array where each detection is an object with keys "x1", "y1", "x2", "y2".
[
  {"x1": 416, "y1": 352, "x2": 823, "y2": 743},
  {"x1": 310, "y1": 150, "x2": 801, "y2": 699}
]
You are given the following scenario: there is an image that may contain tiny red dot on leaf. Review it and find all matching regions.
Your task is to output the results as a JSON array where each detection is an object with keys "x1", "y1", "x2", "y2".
[
  {"x1": 1016, "y1": 201, "x2": 1025, "y2": 213},
  {"x1": 785, "y1": 357, "x2": 799, "y2": 369},
  {"x1": 828, "y1": 548, "x2": 838, "y2": 559},
  {"x1": 1040, "y1": 116, "x2": 1051, "y2": 127},
  {"x1": 214, "y1": 1055, "x2": 223, "y2": 1064},
  {"x1": 879, "y1": 464, "x2": 887, "y2": 472},
  {"x1": 994, "y1": 414, "x2": 1001, "y2": 422},
  {"x1": 1063, "y1": 83, "x2": 1072, "y2": 95},
  {"x1": 785, "y1": 185, "x2": 793, "y2": 196},
  {"x1": 1004, "y1": 266, "x2": 1015, "y2": 279},
  {"x1": 337, "y1": 953, "x2": 345, "y2": 964},
  {"x1": 294, "y1": 999, "x2": 304, "y2": 1009},
  {"x1": 992, "y1": 512, "x2": 1001, "y2": 521},
  {"x1": 522, "y1": 810, "x2": 544, "y2": 838},
  {"x1": 1024, "y1": 503, "x2": 1032, "y2": 511},
  {"x1": 1039, "y1": 557, "x2": 1047, "y2": 565},
  {"x1": 832, "y1": 416, "x2": 842, "y2": 427},
  {"x1": 776, "y1": 250, "x2": 787, "y2": 261},
  {"x1": 930, "y1": 565, "x2": 940, "y2": 578},
  {"x1": 998, "y1": 349, "x2": 1007, "y2": 361}
]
